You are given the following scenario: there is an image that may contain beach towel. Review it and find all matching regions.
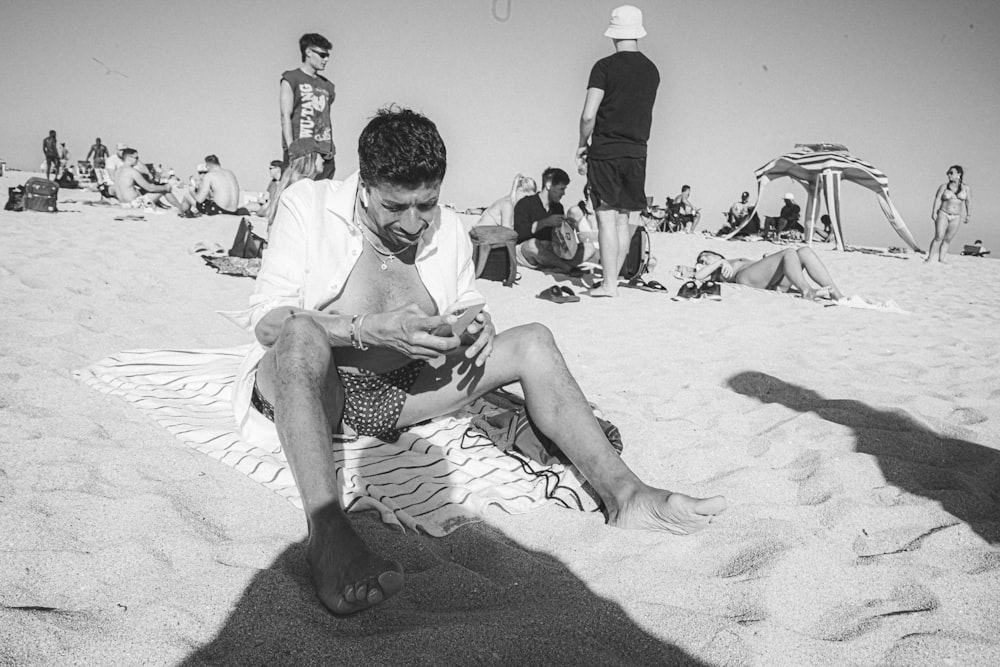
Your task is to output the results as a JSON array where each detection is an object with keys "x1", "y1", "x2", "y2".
[
  {"x1": 74, "y1": 346, "x2": 598, "y2": 536},
  {"x1": 824, "y1": 295, "x2": 909, "y2": 314}
]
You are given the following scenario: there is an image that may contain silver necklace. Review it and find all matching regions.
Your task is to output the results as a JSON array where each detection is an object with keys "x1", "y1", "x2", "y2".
[{"x1": 354, "y1": 203, "x2": 402, "y2": 270}]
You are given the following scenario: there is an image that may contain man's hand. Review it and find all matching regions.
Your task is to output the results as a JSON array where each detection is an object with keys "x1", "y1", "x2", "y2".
[
  {"x1": 460, "y1": 310, "x2": 495, "y2": 367},
  {"x1": 365, "y1": 304, "x2": 461, "y2": 360},
  {"x1": 575, "y1": 146, "x2": 588, "y2": 176}
]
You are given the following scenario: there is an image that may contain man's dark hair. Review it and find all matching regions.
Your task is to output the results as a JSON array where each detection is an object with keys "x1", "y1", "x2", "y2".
[
  {"x1": 96, "y1": 137, "x2": 102, "y2": 143},
  {"x1": 542, "y1": 167, "x2": 570, "y2": 188},
  {"x1": 299, "y1": 33, "x2": 332, "y2": 61},
  {"x1": 204, "y1": 155, "x2": 220, "y2": 166},
  {"x1": 682, "y1": 184, "x2": 691, "y2": 192},
  {"x1": 122, "y1": 148, "x2": 138, "y2": 158},
  {"x1": 358, "y1": 106, "x2": 446, "y2": 188}
]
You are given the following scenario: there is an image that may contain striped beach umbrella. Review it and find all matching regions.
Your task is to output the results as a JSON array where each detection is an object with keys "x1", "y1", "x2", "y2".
[{"x1": 750, "y1": 144, "x2": 921, "y2": 251}]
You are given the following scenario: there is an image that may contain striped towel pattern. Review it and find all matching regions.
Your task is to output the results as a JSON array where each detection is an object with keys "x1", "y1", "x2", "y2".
[{"x1": 74, "y1": 347, "x2": 597, "y2": 536}]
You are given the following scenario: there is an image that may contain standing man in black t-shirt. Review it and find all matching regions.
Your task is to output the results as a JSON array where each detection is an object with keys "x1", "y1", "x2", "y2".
[
  {"x1": 280, "y1": 33, "x2": 337, "y2": 179},
  {"x1": 577, "y1": 5, "x2": 659, "y2": 297},
  {"x1": 42, "y1": 130, "x2": 60, "y2": 180}
]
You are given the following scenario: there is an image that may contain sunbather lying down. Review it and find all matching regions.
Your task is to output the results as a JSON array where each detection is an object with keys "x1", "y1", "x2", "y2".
[{"x1": 694, "y1": 247, "x2": 845, "y2": 301}]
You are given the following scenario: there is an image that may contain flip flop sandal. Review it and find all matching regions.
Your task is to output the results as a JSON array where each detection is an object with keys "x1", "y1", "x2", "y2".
[
  {"x1": 699, "y1": 281, "x2": 722, "y2": 300},
  {"x1": 672, "y1": 280, "x2": 702, "y2": 301},
  {"x1": 644, "y1": 280, "x2": 669, "y2": 293},
  {"x1": 536, "y1": 285, "x2": 574, "y2": 304},
  {"x1": 558, "y1": 286, "x2": 581, "y2": 302}
]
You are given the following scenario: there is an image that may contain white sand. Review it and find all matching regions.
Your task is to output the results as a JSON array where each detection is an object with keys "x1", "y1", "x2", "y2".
[{"x1": 2, "y1": 173, "x2": 998, "y2": 665}]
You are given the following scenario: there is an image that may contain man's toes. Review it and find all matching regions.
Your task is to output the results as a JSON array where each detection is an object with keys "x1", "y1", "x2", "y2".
[{"x1": 378, "y1": 569, "x2": 405, "y2": 600}]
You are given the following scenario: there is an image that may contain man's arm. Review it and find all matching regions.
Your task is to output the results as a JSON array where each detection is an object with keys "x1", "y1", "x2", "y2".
[
  {"x1": 576, "y1": 87, "x2": 604, "y2": 170},
  {"x1": 132, "y1": 171, "x2": 170, "y2": 194},
  {"x1": 279, "y1": 79, "x2": 295, "y2": 147},
  {"x1": 193, "y1": 173, "x2": 213, "y2": 203},
  {"x1": 85, "y1": 146, "x2": 95, "y2": 161}
]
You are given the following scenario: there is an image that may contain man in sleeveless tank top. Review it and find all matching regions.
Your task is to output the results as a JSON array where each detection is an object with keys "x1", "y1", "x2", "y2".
[{"x1": 280, "y1": 33, "x2": 337, "y2": 179}]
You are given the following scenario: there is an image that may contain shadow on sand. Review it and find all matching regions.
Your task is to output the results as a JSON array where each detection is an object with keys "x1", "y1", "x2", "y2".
[
  {"x1": 728, "y1": 371, "x2": 1000, "y2": 545},
  {"x1": 181, "y1": 512, "x2": 707, "y2": 666}
]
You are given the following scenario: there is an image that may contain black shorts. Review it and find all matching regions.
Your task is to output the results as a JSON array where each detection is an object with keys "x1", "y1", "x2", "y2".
[{"x1": 587, "y1": 157, "x2": 648, "y2": 212}]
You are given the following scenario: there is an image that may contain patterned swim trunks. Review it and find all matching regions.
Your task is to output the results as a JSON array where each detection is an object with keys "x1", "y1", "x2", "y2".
[{"x1": 250, "y1": 360, "x2": 427, "y2": 443}]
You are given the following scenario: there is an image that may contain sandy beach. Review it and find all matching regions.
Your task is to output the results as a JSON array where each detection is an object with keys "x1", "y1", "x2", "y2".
[{"x1": 1, "y1": 173, "x2": 998, "y2": 666}]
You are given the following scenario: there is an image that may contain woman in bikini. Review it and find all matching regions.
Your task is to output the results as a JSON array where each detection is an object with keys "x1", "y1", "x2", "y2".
[
  {"x1": 475, "y1": 173, "x2": 537, "y2": 229},
  {"x1": 693, "y1": 247, "x2": 845, "y2": 301},
  {"x1": 926, "y1": 165, "x2": 971, "y2": 263}
]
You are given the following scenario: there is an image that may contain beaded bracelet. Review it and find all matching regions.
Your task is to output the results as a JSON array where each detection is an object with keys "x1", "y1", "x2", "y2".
[{"x1": 350, "y1": 314, "x2": 369, "y2": 351}]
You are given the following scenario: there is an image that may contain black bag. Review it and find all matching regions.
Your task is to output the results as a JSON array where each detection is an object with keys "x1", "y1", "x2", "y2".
[
  {"x1": 228, "y1": 217, "x2": 267, "y2": 259},
  {"x1": 4, "y1": 185, "x2": 24, "y2": 211},
  {"x1": 22, "y1": 177, "x2": 59, "y2": 212},
  {"x1": 618, "y1": 225, "x2": 651, "y2": 280},
  {"x1": 469, "y1": 226, "x2": 518, "y2": 287}
]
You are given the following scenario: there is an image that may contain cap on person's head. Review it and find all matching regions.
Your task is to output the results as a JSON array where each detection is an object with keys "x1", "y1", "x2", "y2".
[
  {"x1": 784, "y1": 192, "x2": 795, "y2": 201},
  {"x1": 604, "y1": 5, "x2": 647, "y2": 39},
  {"x1": 196, "y1": 163, "x2": 208, "y2": 174},
  {"x1": 287, "y1": 137, "x2": 333, "y2": 161},
  {"x1": 116, "y1": 142, "x2": 127, "y2": 151},
  {"x1": 741, "y1": 191, "x2": 750, "y2": 198},
  {"x1": 269, "y1": 159, "x2": 284, "y2": 169}
]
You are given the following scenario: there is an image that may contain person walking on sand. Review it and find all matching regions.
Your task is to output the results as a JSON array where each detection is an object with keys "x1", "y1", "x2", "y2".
[
  {"x1": 576, "y1": 5, "x2": 659, "y2": 297},
  {"x1": 42, "y1": 130, "x2": 60, "y2": 180},
  {"x1": 86, "y1": 137, "x2": 110, "y2": 170},
  {"x1": 237, "y1": 107, "x2": 727, "y2": 615},
  {"x1": 281, "y1": 33, "x2": 337, "y2": 180},
  {"x1": 926, "y1": 165, "x2": 971, "y2": 264}
]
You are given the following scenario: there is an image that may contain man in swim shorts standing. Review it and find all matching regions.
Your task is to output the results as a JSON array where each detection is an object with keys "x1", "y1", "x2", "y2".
[
  {"x1": 280, "y1": 33, "x2": 336, "y2": 179},
  {"x1": 577, "y1": 5, "x2": 659, "y2": 297},
  {"x1": 236, "y1": 106, "x2": 726, "y2": 616}
]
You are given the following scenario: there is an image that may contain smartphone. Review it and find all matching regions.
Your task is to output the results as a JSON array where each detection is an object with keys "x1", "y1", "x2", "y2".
[{"x1": 434, "y1": 297, "x2": 486, "y2": 337}]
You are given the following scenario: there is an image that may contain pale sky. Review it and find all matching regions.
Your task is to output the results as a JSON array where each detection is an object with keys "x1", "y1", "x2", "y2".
[{"x1": 2, "y1": 0, "x2": 997, "y2": 251}]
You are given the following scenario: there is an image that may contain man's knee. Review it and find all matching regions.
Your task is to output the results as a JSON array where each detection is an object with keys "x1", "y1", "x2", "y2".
[
  {"x1": 508, "y1": 322, "x2": 558, "y2": 359},
  {"x1": 276, "y1": 313, "x2": 332, "y2": 376}
]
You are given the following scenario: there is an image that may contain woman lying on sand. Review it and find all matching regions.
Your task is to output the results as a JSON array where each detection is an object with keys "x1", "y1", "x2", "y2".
[{"x1": 694, "y1": 247, "x2": 845, "y2": 300}]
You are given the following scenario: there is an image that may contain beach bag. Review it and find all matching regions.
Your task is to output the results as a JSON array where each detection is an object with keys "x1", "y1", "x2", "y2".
[
  {"x1": 21, "y1": 177, "x2": 59, "y2": 212},
  {"x1": 4, "y1": 185, "x2": 24, "y2": 211},
  {"x1": 618, "y1": 225, "x2": 651, "y2": 280},
  {"x1": 228, "y1": 218, "x2": 267, "y2": 259},
  {"x1": 469, "y1": 225, "x2": 518, "y2": 286}
]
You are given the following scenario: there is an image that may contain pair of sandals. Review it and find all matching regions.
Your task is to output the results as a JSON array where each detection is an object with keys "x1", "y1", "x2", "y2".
[
  {"x1": 536, "y1": 285, "x2": 581, "y2": 303},
  {"x1": 674, "y1": 280, "x2": 722, "y2": 301}
]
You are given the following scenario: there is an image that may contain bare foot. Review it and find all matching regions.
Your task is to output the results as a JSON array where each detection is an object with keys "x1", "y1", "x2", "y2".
[
  {"x1": 589, "y1": 286, "x2": 618, "y2": 298},
  {"x1": 609, "y1": 488, "x2": 727, "y2": 535},
  {"x1": 306, "y1": 505, "x2": 404, "y2": 615}
]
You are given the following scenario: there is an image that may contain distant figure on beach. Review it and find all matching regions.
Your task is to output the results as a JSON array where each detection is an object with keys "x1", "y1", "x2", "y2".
[
  {"x1": 254, "y1": 159, "x2": 285, "y2": 219},
  {"x1": 475, "y1": 173, "x2": 537, "y2": 229},
  {"x1": 763, "y1": 193, "x2": 801, "y2": 239},
  {"x1": 42, "y1": 130, "x2": 60, "y2": 180},
  {"x1": 104, "y1": 142, "x2": 127, "y2": 177},
  {"x1": 86, "y1": 138, "x2": 109, "y2": 169},
  {"x1": 114, "y1": 148, "x2": 183, "y2": 211},
  {"x1": 694, "y1": 248, "x2": 844, "y2": 301},
  {"x1": 926, "y1": 165, "x2": 971, "y2": 264},
  {"x1": 58, "y1": 142, "x2": 71, "y2": 172},
  {"x1": 265, "y1": 137, "x2": 330, "y2": 232},
  {"x1": 237, "y1": 106, "x2": 726, "y2": 615},
  {"x1": 514, "y1": 167, "x2": 584, "y2": 273},
  {"x1": 728, "y1": 191, "x2": 752, "y2": 227},
  {"x1": 577, "y1": 4, "x2": 659, "y2": 297},
  {"x1": 673, "y1": 185, "x2": 702, "y2": 234},
  {"x1": 184, "y1": 155, "x2": 243, "y2": 216},
  {"x1": 817, "y1": 214, "x2": 833, "y2": 242},
  {"x1": 281, "y1": 33, "x2": 336, "y2": 179}
]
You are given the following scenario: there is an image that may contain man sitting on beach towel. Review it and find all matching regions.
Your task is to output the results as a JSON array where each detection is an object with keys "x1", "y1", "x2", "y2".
[
  {"x1": 114, "y1": 148, "x2": 184, "y2": 211},
  {"x1": 237, "y1": 106, "x2": 727, "y2": 616},
  {"x1": 183, "y1": 154, "x2": 245, "y2": 216}
]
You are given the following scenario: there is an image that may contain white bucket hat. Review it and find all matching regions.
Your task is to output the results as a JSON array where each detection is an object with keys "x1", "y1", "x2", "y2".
[
  {"x1": 783, "y1": 192, "x2": 795, "y2": 201},
  {"x1": 604, "y1": 5, "x2": 647, "y2": 40}
]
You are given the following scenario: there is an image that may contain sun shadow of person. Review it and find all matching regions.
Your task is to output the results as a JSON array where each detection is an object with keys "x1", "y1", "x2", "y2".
[
  {"x1": 727, "y1": 371, "x2": 999, "y2": 545},
  {"x1": 180, "y1": 511, "x2": 709, "y2": 666}
]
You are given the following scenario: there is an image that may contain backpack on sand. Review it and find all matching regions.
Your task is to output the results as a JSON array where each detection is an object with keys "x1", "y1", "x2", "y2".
[
  {"x1": 228, "y1": 218, "x2": 267, "y2": 259},
  {"x1": 618, "y1": 225, "x2": 651, "y2": 280},
  {"x1": 22, "y1": 177, "x2": 59, "y2": 212},
  {"x1": 4, "y1": 185, "x2": 24, "y2": 211}
]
